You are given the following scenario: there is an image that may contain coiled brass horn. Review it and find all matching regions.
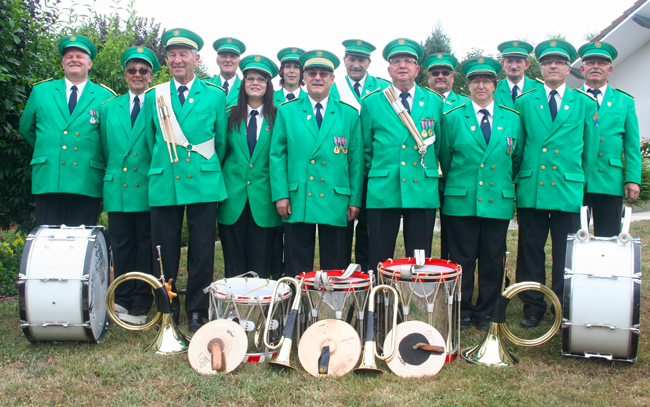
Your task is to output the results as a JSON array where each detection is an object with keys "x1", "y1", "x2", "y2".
[
  {"x1": 263, "y1": 276, "x2": 305, "y2": 369},
  {"x1": 106, "y1": 246, "x2": 189, "y2": 355},
  {"x1": 355, "y1": 284, "x2": 399, "y2": 373}
]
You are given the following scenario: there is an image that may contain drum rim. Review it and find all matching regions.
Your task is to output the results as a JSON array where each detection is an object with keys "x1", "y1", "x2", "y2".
[
  {"x1": 378, "y1": 257, "x2": 461, "y2": 281},
  {"x1": 299, "y1": 270, "x2": 372, "y2": 291},
  {"x1": 212, "y1": 277, "x2": 293, "y2": 303}
]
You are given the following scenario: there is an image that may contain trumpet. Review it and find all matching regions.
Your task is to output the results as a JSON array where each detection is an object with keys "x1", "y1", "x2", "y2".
[
  {"x1": 263, "y1": 276, "x2": 305, "y2": 368},
  {"x1": 355, "y1": 284, "x2": 399, "y2": 373}
]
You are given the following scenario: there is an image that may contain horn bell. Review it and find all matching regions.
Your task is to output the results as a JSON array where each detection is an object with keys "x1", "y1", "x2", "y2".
[{"x1": 461, "y1": 322, "x2": 520, "y2": 367}]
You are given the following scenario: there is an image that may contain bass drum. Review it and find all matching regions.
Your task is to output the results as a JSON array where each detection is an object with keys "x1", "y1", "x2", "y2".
[{"x1": 19, "y1": 225, "x2": 111, "y2": 343}]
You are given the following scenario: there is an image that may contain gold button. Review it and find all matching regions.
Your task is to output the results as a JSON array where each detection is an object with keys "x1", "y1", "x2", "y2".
[
  {"x1": 551, "y1": 182, "x2": 556, "y2": 186},
  {"x1": 414, "y1": 146, "x2": 418, "y2": 150},
  {"x1": 413, "y1": 163, "x2": 417, "y2": 166},
  {"x1": 539, "y1": 182, "x2": 544, "y2": 186},
  {"x1": 599, "y1": 169, "x2": 603, "y2": 172},
  {"x1": 308, "y1": 193, "x2": 312, "y2": 197},
  {"x1": 123, "y1": 184, "x2": 127, "y2": 188},
  {"x1": 600, "y1": 138, "x2": 604, "y2": 142},
  {"x1": 75, "y1": 132, "x2": 79, "y2": 136},
  {"x1": 74, "y1": 147, "x2": 78, "y2": 151},
  {"x1": 479, "y1": 181, "x2": 483, "y2": 185},
  {"x1": 133, "y1": 168, "x2": 137, "y2": 172},
  {"x1": 310, "y1": 160, "x2": 315, "y2": 164},
  {"x1": 62, "y1": 146, "x2": 67, "y2": 150},
  {"x1": 175, "y1": 176, "x2": 180, "y2": 180},
  {"x1": 63, "y1": 131, "x2": 68, "y2": 135},
  {"x1": 555, "y1": 150, "x2": 559, "y2": 154},
  {"x1": 133, "y1": 153, "x2": 137, "y2": 156},
  {"x1": 309, "y1": 176, "x2": 314, "y2": 180},
  {"x1": 61, "y1": 161, "x2": 66, "y2": 165},
  {"x1": 320, "y1": 194, "x2": 324, "y2": 198},
  {"x1": 542, "y1": 148, "x2": 547, "y2": 152},
  {"x1": 73, "y1": 162, "x2": 77, "y2": 166},
  {"x1": 249, "y1": 164, "x2": 253, "y2": 168},
  {"x1": 598, "y1": 153, "x2": 603, "y2": 157},
  {"x1": 186, "y1": 158, "x2": 190, "y2": 162},
  {"x1": 413, "y1": 179, "x2": 418, "y2": 183},
  {"x1": 402, "y1": 178, "x2": 406, "y2": 182},
  {"x1": 553, "y1": 166, "x2": 557, "y2": 170},
  {"x1": 401, "y1": 161, "x2": 405, "y2": 166},
  {"x1": 135, "y1": 184, "x2": 139, "y2": 187},
  {"x1": 478, "y1": 198, "x2": 482, "y2": 202},
  {"x1": 489, "y1": 199, "x2": 494, "y2": 203},
  {"x1": 491, "y1": 166, "x2": 495, "y2": 169},
  {"x1": 480, "y1": 164, "x2": 484, "y2": 168},
  {"x1": 322, "y1": 162, "x2": 326, "y2": 165},
  {"x1": 541, "y1": 165, "x2": 546, "y2": 170},
  {"x1": 490, "y1": 183, "x2": 494, "y2": 186},
  {"x1": 320, "y1": 178, "x2": 324, "y2": 182},
  {"x1": 188, "y1": 175, "x2": 192, "y2": 178},
  {"x1": 123, "y1": 168, "x2": 128, "y2": 172},
  {"x1": 402, "y1": 145, "x2": 406, "y2": 149}
]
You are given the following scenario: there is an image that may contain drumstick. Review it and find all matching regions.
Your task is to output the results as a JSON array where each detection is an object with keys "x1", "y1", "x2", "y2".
[
  {"x1": 156, "y1": 96, "x2": 174, "y2": 163},
  {"x1": 159, "y1": 98, "x2": 179, "y2": 162},
  {"x1": 242, "y1": 284, "x2": 269, "y2": 297}
]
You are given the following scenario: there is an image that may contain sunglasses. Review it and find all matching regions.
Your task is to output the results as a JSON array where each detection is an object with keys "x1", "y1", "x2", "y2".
[
  {"x1": 126, "y1": 68, "x2": 150, "y2": 75},
  {"x1": 429, "y1": 70, "x2": 452, "y2": 77}
]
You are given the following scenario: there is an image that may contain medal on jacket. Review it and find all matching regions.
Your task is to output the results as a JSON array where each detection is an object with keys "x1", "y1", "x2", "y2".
[
  {"x1": 334, "y1": 137, "x2": 340, "y2": 154},
  {"x1": 593, "y1": 112, "x2": 599, "y2": 127},
  {"x1": 421, "y1": 118, "x2": 428, "y2": 139},
  {"x1": 428, "y1": 119, "x2": 434, "y2": 138},
  {"x1": 89, "y1": 110, "x2": 96, "y2": 124},
  {"x1": 341, "y1": 137, "x2": 347, "y2": 154},
  {"x1": 506, "y1": 136, "x2": 513, "y2": 155}
]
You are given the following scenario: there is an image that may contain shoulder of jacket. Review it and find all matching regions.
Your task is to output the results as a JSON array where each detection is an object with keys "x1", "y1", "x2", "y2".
[
  {"x1": 423, "y1": 86, "x2": 444, "y2": 99},
  {"x1": 99, "y1": 83, "x2": 117, "y2": 96},
  {"x1": 338, "y1": 99, "x2": 359, "y2": 112},
  {"x1": 614, "y1": 88, "x2": 634, "y2": 99},
  {"x1": 205, "y1": 81, "x2": 225, "y2": 92},
  {"x1": 516, "y1": 88, "x2": 536, "y2": 99},
  {"x1": 226, "y1": 104, "x2": 236, "y2": 111},
  {"x1": 443, "y1": 103, "x2": 465, "y2": 115},
  {"x1": 101, "y1": 95, "x2": 120, "y2": 105},
  {"x1": 498, "y1": 104, "x2": 520, "y2": 115},
  {"x1": 361, "y1": 87, "x2": 382, "y2": 100},
  {"x1": 32, "y1": 78, "x2": 53, "y2": 86},
  {"x1": 279, "y1": 97, "x2": 300, "y2": 107},
  {"x1": 535, "y1": 77, "x2": 545, "y2": 84},
  {"x1": 575, "y1": 87, "x2": 596, "y2": 101}
]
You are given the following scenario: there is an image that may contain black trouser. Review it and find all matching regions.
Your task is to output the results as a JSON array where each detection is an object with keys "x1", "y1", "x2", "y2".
[
  {"x1": 446, "y1": 215, "x2": 509, "y2": 322},
  {"x1": 270, "y1": 226, "x2": 285, "y2": 279},
  {"x1": 438, "y1": 189, "x2": 449, "y2": 260},
  {"x1": 218, "y1": 201, "x2": 277, "y2": 279},
  {"x1": 345, "y1": 178, "x2": 369, "y2": 271},
  {"x1": 34, "y1": 193, "x2": 101, "y2": 227},
  {"x1": 108, "y1": 211, "x2": 154, "y2": 311},
  {"x1": 367, "y1": 208, "x2": 436, "y2": 273},
  {"x1": 151, "y1": 202, "x2": 217, "y2": 318},
  {"x1": 515, "y1": 208, "x2": 580, "y2": 318},
  {"x1": 283, "y1": 222, "x2": 347, "y2": 276},
  {"x1": 583, "y1": 193, "x2": 623, "y2": 237}
]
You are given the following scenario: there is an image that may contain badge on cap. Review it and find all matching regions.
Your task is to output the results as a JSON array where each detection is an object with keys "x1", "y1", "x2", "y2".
[
  {"x1": 227, "y1": 38, "x2": 232, "y2": 43},
  {"x1": 70, "y1": 35, "x2": 76, "y2": 41},
  {"x1": 437, "y1": 53, "x2": 443, "y2": 59},
  {"x1": 550, "y1": 40, "x2": 557, "y2": 47},
  {"x1": 292, "y1": 48, "x2": 297, "y2": 53},
  {"x1": 357, "y1": 40, "x2": 362, "y2": 45},
  {"x1": 254, "y1": 56, "x2": 261, "y2": 61},
  {"x1": 478, "y1": 57, "x2": 484, "y2": 63},
  {"x1": 513, "y1": 41, "x2": 519, "y2": 47},
  {"x1": 137, "y1": 47, "x2": 144, "y2": 53},
  {"x1": 173, "y1": 29, "x2": 180, "y2": 36},
  {"x1": 398, "y1": 39, "x2": 405, "y2": 45},
  {"x1": 595, "y1": 42, "x2": 602, "y2": 48},
  {"x1": 316, "y1": 51, "x2": 323, "y2": 57}
]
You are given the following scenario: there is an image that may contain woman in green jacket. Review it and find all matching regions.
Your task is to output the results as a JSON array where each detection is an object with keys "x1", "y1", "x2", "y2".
[{"x1": 217, "y1": 55, "x2": 282, "y2": 279}]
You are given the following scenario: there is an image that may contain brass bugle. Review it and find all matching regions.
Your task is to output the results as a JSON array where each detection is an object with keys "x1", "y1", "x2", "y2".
[
  {"x1": 263, "y1": 276, "x2": 305, "y2": 368},
  {"x1": 355, "y1": 284, "x2": 399, "y2": 373}
]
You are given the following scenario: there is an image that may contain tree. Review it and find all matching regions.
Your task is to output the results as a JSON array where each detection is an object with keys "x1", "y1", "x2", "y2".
[{"x1": 417, "y1": 22, "x2": 453, "y2": 87}]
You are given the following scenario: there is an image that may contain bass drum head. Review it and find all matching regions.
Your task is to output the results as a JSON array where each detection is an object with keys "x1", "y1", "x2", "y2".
[{"x1": 87, "y1": 227, "x2": 110, "y2": 341}]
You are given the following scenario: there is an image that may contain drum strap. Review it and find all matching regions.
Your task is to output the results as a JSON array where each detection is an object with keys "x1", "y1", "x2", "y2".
[{"x1": 312, "y1": 264, "x2": 361, "y2": 291}]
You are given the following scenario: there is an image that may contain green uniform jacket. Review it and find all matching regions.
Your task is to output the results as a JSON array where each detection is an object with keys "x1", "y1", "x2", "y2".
[
  {"x1": 494, "y1": 77, "x2": 542, "y2": 110},
  {"x1": 204, "y1": 76, "x2": 241, "y2": 108},
  {"x1": 99, "y1": 94, "x2": 152, "y2": 212},
  {"x1": 144, "y1": 79, "x2": 228, "y2": 206},
  {"x1": 217, "y1": 117, "x2": 282, "y2": 228},
  {"x1": 273, "y1": 88, "x2": 305, "y2": 106},
  {"x1": 361, "y1": 85, "x2": 443, "y2": 209},
  {"x1": 583, "y1": 86, "x2": 641, "y2": 196},
  {"x1": 19, "y1": 78, "x2": 115, "y2": 197},
  {"x1": 270, "y1": 96, "x2": 364, "y2": 227},
  {"x1": 514, "y1": 87, "x2": 599, "y2": 213},
  {"x1": 330, "y1": 74, "x2": 390, "y2": 102},
  {"x1": 442, "y1": 90, "x2": 469, "y2": 111},
  {"x1": 439, "y1": 103, "x2": 523, "y2": 219}
]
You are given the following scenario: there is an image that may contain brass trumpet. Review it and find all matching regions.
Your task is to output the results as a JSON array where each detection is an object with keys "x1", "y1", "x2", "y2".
[
  {"x1": 355, "y1": 284, "x2": 399, "y2": 373},
  {"x1": 105, "y1": 246, "x2": 189, "y2": 355},
  {"x1": 263, "y1": 276, "x2": 305, "y2": 368}
]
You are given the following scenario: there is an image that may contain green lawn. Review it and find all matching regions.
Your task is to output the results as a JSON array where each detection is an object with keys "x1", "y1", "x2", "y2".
[{"x1": 1, "y1": 221, "x2": 648, "y2": 406}]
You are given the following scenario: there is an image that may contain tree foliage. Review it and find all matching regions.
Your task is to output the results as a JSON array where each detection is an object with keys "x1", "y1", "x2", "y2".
[{"x1": 417, "y1": 22, "x2": 454, "y2": 88}]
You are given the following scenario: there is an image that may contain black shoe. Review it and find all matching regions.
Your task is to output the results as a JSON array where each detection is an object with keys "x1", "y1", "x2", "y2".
[
  {"x1": 521, "y1": 315, "x2": 541, "y2": 329},
  {"x1": 128, "y1": 307, "x2": 147, "y2": 316},
  {"x1": 460, "y1": 316, "x2": 472, "y2": 331},
  {"x1": 476, "y1": 320, "x2": 490, "y2": 331},
  {"x1": 188, "y1": 313, "x2": 204, "y2": 333}
]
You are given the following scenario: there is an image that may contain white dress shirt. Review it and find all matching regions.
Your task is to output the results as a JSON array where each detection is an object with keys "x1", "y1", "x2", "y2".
[
  {"x1": 65, "y1": 78, "x2": 87, "y2": 103},
  {"x1": 309, "y1": 95, "x2": 329, "y2": 117},
  {"x1": 544, "y1": 83, "x2": 566, "y2": 115},
  {"x1": 473, "y1": 101, "x2": 494, "y2": 128},
  {"x1": 507, "y1": 77, "x2": 526, "y2": 97},
  {"x1": 392, "y1": 84, "x2": 416, "y2": 108},
  {"x1": 583, "y1": 83, "x2": 608, "y2": 106},
  {"x1": 175, "y1": 76, "x2": 195, "y2": 100},
  {"x1": 129, "y1": 90, "x2": 145, "y2": 115},
  {"x1": 348, "y1": 74, "x2": 367, "y2": 95},
  {"x1": 283, "y1": 87, "x2": 302, "y2": 100}
]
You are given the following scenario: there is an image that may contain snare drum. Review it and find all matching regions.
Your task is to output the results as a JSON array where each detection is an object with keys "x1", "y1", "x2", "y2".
[
  {"x1": 19, "y1": 225, "x2": 111, "y2": 343},
  {"x1": 207, "y1": 277, "x2": 292, "y2": 363},
  {"x1": 378, "y1": 257, "x2": 462, "y2": 363},
  {"x1": 299, "y1": 268, "x2": 372, "y2": 340},
  {"x1": 562, "y1": 233, "x2": 641, "y2": 362}
]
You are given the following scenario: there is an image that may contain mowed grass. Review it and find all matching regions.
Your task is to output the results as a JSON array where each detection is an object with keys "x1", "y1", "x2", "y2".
[{"x1": 1, "y1": 221, "x2": 649, "y2": 406}]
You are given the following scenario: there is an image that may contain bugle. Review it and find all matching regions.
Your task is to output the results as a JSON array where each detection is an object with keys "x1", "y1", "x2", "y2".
[{"x1": 263, "y1": 276, "x2": 305, "y2": 368}]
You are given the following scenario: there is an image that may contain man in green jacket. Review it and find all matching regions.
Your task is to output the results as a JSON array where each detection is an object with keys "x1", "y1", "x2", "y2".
[
  {"x1": 144, "y1": 28, "x2": 227, "y2": 333},
  {"x1": 20, "y1": 35, "x2": 116, "y2": 226},
  {"x1": 274, "y1": 47, "x2": 306, "y2": 105},
  {"x1": 440, "y1": 57, "x2": 522, "y2": 331},
  {"x1": 270, "y1": 50, "x2": 364, "y2": 275},
  {"x1": 361, "y1": 38, "x2": 443, "y2": 271},
  {"x1": 203, "y1": 37, "x2": 245, "y2": 108},
  {"x1": 494, "y1": 40, "x2": 542, "y2": 109},
  {"x1": 578, "y1": 42, "x2": 641, "y2": 237},
  {"x1": 514, "y1": 40, "x2": 599, "y2": 328},
  {"x1": 100, "y1": 46, "x2": 159, "y2": 324}
]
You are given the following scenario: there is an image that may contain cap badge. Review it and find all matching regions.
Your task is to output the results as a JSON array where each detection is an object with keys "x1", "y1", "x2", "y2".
[
  {"x1": 70, "y1": 35, "x2": 77, "y2": 41},
  {"x1": 227, "y1": 38, "x2": 232, "y2": 43},
  {"x1": 137, "y1": 47, "x2": 144, "y2": 53},
  {"x1": 254, "y1": 56, "x2": 261, "y2": 62},
  {"x1": 292, "y1": 48, "x2": 297, "y2": 53},
  {"x1": 550, "y1": 40, "x2": 557, "y2": 47},
  {"x1": 478, "y1": 57, "x2": 484, "y2": 64},
  {"x1": 437, "y1": 53, "x2": 443, "y2": 59},
  {"x1": 173, "y1": 30, "x2": 180, "y2": 36},
  {"x1": 595, "y1": 42, "x2": 602, "y2": 48},
  {"x1": 316, "y1": 51, "x2": 323, "y2": 57},
  {"x1": 513, "y1": 41, "x2": 519, "y2": 47},
  {"x1": 398, "y1": 39, "x2": 405, "y2": 45},
  {"x1": 357, "y1": 40, "x2": 362, "y2": 45}
]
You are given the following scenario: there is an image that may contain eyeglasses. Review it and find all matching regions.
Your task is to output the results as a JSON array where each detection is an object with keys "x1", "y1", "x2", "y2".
[
  {"x1": 305, "y1": 70, "x2": 332, "y2": 78},
  {"x1": 583, "y1": 60, "x2": 610, "y2": 67},
  {"x1": 428, "y1": 70, "x2": 452, "y2": 77},
  {"x1": 244, "y1": 77, "x2": 267, "y2": 83},
  {"x1": 469, "y1": 79, "x2": 494, "y2": 86},
  {"x1": 390, "y1": 58, "x2": 417, "y2": 66},
  {"x1": 126, "y1": 68, "x2": 150, "y2": 75},
  {"x1": 540, "y1": 59, "x2": 569, "y2": 66}
]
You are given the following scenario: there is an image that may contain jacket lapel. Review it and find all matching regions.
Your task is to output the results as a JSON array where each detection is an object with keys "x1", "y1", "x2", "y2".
[
  {"x1": 533, "y1": 87, "x2": 552, "y2": 132},
  {"x1": 66, "y1": 81, "x2": 96, "y2": 127},
  {"x1": 117, "y1": 94, "x2": 131, "y2": 136},
  {"x1": 596, "y1": 86, "x2": 614, "y2": 119},
  {"x1": 177, "y1": 80, "x2": 200, "y2": 125},
  {"x1": 53, "y1": 79, "x2": 69, "y2": 118},
  {"x1": 311, "y1": 99, "x2": 337, "y2": 155},
  {"x1": 124, "y1": 96, "x2": 146, "y2": 155},
  {"x1": 464, "y1": 103, "x2": 487, "y2": 149},
  {"x1": 251, "y1": 117, "x2": 272, "y2": 162},
  {"x1": 300, "y1": 96, "x2": 318, "y2": 139},
  {"x1": 235, "y1": 118, "x2": 250, "y2": 158},
  {"x1": 484, "y1": 105, "x2": 504, "y2": 158},
  {"x1": 548, "y1": 87, "x2": 574, "y2": 135}
]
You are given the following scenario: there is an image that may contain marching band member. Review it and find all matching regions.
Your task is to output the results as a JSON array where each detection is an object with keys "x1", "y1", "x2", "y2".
[
  {"x1": 440, "y1": 57, "x2": 522, "y2": 331},
  {"x1": 218, "y1": 55, "x2": 282, "y2": 279},
  {"x1": 99, "y1": 46, "x2": 159, "y2": 324},
  {"x1": 274, "y1": 47, "x2": 306, "y2": 105},
  {"x1": 494, "y1": 40, "x2": 542, "y2": 109},
  {"x1": 144, "y1": 28, "x2": 227, "y2": 333},
  {"x1": 20, "y1": 35, "x2": 115, "y2": 227},
  {"x1": 204, "y1": 37, "x2": 245, "y2": 108}
]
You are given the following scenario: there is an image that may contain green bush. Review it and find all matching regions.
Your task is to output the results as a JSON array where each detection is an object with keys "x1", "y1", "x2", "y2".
[{"x1": 0, "y1": 226, "x2": 24, "y2": 296}]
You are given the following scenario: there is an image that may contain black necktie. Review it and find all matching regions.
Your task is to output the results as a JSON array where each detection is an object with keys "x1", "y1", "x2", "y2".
[
  {"x1": 353, "y1": 82, "x2": 361, "y2": 97},
  {"x1": 131, "y1": 95, "x2": 140, "y2": 127},
  {"x1": 549, "y1": 89, "x2": 558, "y2": 121},
  {"x1": 69, "y1": 85, "x2": 78, "y2": 114},
  {"x1": 315, "y1": 102, "x2": 323, "y2": 129},
  {"x1": 178, "y1": 85, "x2": 187, "y2": 106},
  {"x1": 247, "y1": 110, "x2": 258, "y2": 157},
  {"x1": 478, "y1": 109, "x2": 491, "y2": 144},
  {"x1": 511, "y1": 85, "x2": 519, "y2": 103},
  {"x1": 286, "y1": 93, "x2": 295, "y2": 101},
  {"x1": 400, "y1": 92, "x2": 410, "y2": 113},
  {"x1": 223, "y1": 80, "x2": 230, "y2": 95},
  {"x1": 587, "y1": 88, "x2": 601, "y2": 110}
]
